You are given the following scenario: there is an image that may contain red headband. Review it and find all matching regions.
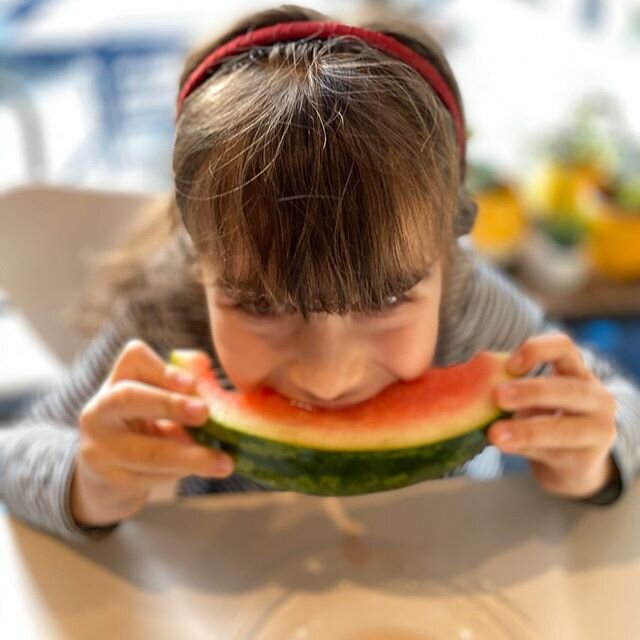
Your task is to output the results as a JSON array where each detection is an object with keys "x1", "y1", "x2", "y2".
[{"x1": 177, "y1": 21, "x2": 465, "y2": 160}]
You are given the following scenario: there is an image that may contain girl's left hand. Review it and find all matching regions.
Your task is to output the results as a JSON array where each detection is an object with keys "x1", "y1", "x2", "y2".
[{"x1": 488, "y1": 333, "x2": 619, "y2": 499}]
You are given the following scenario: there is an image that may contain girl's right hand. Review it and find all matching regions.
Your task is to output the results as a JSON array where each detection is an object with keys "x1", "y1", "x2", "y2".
[{"x1": 70, "y1": 339, "x2": 234, "y2": 528}]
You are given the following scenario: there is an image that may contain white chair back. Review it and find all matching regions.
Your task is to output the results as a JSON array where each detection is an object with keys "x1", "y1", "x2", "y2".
[{"x1": 0, "y1": 185, "x2": 155, "y2": 364}]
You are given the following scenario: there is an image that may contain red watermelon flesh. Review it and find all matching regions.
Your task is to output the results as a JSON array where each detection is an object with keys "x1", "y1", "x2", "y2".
[{"x1": 171, "y1": 350, "x2": 512, "y2": 451}]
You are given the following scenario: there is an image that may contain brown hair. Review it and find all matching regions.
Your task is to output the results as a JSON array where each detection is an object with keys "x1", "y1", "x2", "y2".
[{"x1": 73, "y1": 4, "x2": 467, "y2": 335}]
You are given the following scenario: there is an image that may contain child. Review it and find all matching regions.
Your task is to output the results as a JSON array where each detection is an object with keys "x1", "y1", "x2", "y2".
[{"x1": 2, "y1": 5, "x2": 638, "y2": 543}]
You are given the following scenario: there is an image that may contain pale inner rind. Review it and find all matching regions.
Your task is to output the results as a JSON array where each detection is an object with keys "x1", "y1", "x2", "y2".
[{"x1": 209, "y1": 392, "x2": 504, "y2": 451}]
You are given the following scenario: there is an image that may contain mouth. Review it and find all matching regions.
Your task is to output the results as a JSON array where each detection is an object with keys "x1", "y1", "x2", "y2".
[{"x1": 288, "y1": 395, "x2": 367, "y2": 411}]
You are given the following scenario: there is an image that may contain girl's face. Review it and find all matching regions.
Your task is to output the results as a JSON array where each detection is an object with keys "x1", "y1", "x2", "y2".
[{"x1": 202, "y1": 260, "x2": 443, "y2": 408}]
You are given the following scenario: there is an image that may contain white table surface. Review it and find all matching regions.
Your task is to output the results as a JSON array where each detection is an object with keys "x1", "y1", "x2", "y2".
[{"x1": 1, "y1": 474, "x2": 639, "y2": 639}]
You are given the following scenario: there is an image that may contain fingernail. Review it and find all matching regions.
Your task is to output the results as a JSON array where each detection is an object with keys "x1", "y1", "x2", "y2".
[
  {"x1": 185, "y1": 399, "x2": 207, "y2": 418},
  {"x1": 173, "y1": 371, "x2": 194, "y2": 388},
  {"x1": 494, "y1": 428, "x2": 513, "y2": 443}
]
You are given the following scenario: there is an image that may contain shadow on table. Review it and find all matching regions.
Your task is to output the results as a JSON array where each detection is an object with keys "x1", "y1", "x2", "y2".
[{"x1": 8, "y1": 475, "x2": 639, "y2": 617}]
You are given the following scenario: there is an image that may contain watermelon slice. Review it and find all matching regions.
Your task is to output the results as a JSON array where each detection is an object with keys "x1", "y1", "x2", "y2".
[{"x1": 169, "y1": 350, "x2": 514, "y2": 496}]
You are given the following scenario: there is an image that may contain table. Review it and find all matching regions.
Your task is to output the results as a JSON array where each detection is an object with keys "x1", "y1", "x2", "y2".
[{"x1": 1, "y1": 474, "x2": 639, "y2": 639}]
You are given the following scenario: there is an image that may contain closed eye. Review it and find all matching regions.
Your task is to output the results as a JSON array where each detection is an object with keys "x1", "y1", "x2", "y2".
[
  {"x1": 235, "y1": 301, "x2": 297, "y2": 319},
  {"x1": 355, "y1": 293, "x2": 412, "y2": 318}
]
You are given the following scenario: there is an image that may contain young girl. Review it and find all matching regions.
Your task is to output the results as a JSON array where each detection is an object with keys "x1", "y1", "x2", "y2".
[{"x1": 2, "y1": 5, "x2": 638, "y2": 543}]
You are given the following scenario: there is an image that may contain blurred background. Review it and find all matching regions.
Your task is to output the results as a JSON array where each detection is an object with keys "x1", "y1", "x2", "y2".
[{"x1": 1, "y1": 0, "x2": 640, "y2": 418}]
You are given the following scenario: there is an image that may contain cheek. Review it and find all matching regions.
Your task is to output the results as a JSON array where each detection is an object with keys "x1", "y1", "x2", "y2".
[
  {"x1": 375, "y1": 303, "x2": 440, "y2": 380},
  {"x1": 209, "y1": 313, "x2": 283, "y2": 391}
]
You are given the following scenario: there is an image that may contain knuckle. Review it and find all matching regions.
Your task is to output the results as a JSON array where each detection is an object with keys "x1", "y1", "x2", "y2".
[
  {"x1": 110, "y1": 381, "x2": 139, "y2": 409},
  {"x1": 559, "y1": 333, "x2": 574, "y2": 349},
  {"x1": 518, "y1": 340, "x2": 534, "y2": 359},
  {"x1": 78, "y1": 399, "x2": 100, "y2": 431},
  {"x1": 547, "y1": 330, "x2": 567, "y2": 344},
  {"x1": 112, "y1": 339, "x2": 154, "y2": 379},
  {"x1": 78, "y1": 437, "x2": 101, "y2": 464},
  {"x1": 123, "y1": 338, "x2": 149, "y2": 358}
]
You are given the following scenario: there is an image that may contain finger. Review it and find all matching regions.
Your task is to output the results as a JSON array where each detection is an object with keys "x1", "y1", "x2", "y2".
[
  {"x1": 153, "y1": 419, "x2": 196, "y2": 445},
  {"x1": 108, "y1": 339, "x2": 205, "y2": 394},
  {"x1": 507, "y1": 447, "x2": 599, "y2": 470},
  {"x1": 90, "y1": 462, "x2": 184, "y2": 490},
  {"x1": 84, "y1": 381, "x2": 210, "y2": 430},
  {"x1": 108, "y1": 339, "x2": 168, "y2": 384},
  {"x1": 488, "y1": 415, "x2": 616, "y2": 450},
  {"x1": 102, "y1": 431, "x2": 234, "y2": 478},
  {"x1": 512, "y1": 408, "x2": 558, "y2": 419},
  {"x1": 123, "y1": 419, "x2": 192, "y2": 443},
  {"x1": 495, "y1": 376, "x2": 606, "y2": 415},
  {"x1": 125, "y1": 418, "x2": 150, "y2": 435},
  {"x1": 508, "y1": 333, "x2": 590, "y2": 379}
]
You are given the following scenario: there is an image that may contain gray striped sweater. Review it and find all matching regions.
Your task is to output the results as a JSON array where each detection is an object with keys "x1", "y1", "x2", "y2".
[{"x1": 2, "y1": 243, "x2": 639, "y2": 543}]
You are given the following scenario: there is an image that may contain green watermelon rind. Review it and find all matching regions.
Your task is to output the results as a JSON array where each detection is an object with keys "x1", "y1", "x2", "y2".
[{"x1": 186, "y1": 410, "x2": 508, "y2": 496}]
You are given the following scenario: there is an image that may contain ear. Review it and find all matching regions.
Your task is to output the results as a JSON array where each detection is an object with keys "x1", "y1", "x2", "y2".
[{"x1": 454, "y1": 186, "x2": 478, "y2": 237}]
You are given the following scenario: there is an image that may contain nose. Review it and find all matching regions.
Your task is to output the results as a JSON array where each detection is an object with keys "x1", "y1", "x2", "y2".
[{"x1": 287, "y1": 314, "x2": 365, "y2": 403}]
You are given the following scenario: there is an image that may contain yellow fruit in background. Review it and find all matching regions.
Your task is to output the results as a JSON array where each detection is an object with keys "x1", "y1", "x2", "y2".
[
  {"x1": 525, "y1": 160, "x2": 605, "y2": 219},
  {"x1": 586, "y1": 197, "x2": 640, "y2": 280},
  {"x1": 470, "y1": 184, "x2": 528, "y2": 262}
]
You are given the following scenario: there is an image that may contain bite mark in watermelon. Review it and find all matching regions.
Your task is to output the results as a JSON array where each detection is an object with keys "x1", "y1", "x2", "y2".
[{"x1": 169, "y1": 350, "x2": 514, "y2": 496}]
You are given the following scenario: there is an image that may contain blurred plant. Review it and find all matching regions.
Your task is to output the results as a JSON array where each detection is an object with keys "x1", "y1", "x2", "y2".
[
  {"x1": 536, "y1": 214, "x2": 588, "y2": 247},
  {"x1": 465, "y1": 160, "x2": 500, "y2": 193},
  {"x1": 533, "y1": 95, "x2": 640, "y2": 280},
  {"x1": 543, "y1": 93, "x2": 640, "y2": 183},
  {"x1": 525, "y1": 92, "x2": 640, "y2": 247},
  {"x1": 614, "y1": 176, "x2": 640, "y2": 209},
  {"x1": 541, "y1": 93, "x2": 620, "y2": 173}
]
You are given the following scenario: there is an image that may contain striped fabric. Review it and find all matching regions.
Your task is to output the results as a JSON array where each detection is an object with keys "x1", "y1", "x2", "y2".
[{"x1": 1, "y1": 243, "x2": 638, "y2": 543}]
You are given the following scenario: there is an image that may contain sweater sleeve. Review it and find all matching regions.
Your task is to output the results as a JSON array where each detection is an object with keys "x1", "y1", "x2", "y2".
[
  {"x1": 446, "y1": 250, "x2": 640, "y2": 504},
  {"x1": 0, "y1": 314, "x2": 136, "y2": 543}
]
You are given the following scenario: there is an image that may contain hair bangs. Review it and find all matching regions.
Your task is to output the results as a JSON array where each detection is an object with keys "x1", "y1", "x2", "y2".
[{"x1": 176, "y1": 37, "x2": 458, "y2": 317}]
